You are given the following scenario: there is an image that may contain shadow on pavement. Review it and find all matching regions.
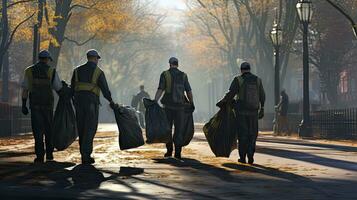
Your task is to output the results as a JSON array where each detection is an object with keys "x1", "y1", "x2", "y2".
[
  {"x1": 0, "y1": 161, "x2": 157, "y2": 200},
  {"x1": 0, "y1": 151, "x2": 34, "y2": 158},
  {"x1": 153, "y1": 157, "x2": 235, "y2": 182},
  {"x1": 257, "y1": 147, "x2": 357, "y2": 171},
  {"x1": 258, "y1": 137, "x2": 357, "y2": 152},
  {"x1": 223, "y1": 163, "x2": 312, "y2": 182}
]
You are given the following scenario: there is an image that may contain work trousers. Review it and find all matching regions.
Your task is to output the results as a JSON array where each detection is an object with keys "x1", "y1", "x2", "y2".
[
  {"x1": 30, "y1": 107, "x2": 54, "y2": 158},
  {"x1": 75, "y1": 101, "x2": 99, "y2": 161},
  {"x1": 237, "y1": 114, "x2": 258, "y2": 160}
]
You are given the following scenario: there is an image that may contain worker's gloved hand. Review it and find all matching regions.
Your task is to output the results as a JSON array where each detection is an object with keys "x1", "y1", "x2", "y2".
[
  {"x1": 109, "y1": 101, "x2": 117, "y2": 110},
  {"x1": 190, "y1": 102, "x2": 195, "y2": 111},
  {"x1": 22, "y1": 99, "x2": 29, "y2": 115},
  {"x1": 216, "y1": 99, "x2": 226, "y2": 108},
  {"x1": 258, "y1": 108, "x2": 264, "y2": 119}
]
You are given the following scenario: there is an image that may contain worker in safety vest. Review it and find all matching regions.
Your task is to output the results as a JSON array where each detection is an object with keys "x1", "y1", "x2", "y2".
[
  {"x1": 71, "y1": 49, "x2": 115, "y2": 165},
  {"x1": 21, "y1": 50, "x2": 63, "y2": 163},
  {"x1": 154, "y1": 57, "x2": 194, "y2": 159}
]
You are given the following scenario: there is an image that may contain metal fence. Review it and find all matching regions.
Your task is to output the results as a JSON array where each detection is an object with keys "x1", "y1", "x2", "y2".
[
  {"x1": 311, "y1": 108, "x2": 357, "y2": 139},
  {"x1": 0, "y1": 103, "x2": 31, "y2": 137}
]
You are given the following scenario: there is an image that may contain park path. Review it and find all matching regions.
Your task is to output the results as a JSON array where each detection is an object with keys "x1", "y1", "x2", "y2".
[{"x1": 0, "y1": 124, "x2": 356, "y2": 200}]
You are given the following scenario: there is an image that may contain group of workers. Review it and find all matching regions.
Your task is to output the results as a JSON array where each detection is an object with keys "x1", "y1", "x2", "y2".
[{"x1": 22, "y1": 48, "x2": 266, "y2": 165}]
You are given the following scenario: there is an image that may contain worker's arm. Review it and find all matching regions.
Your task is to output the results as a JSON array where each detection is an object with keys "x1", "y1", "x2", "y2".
[
  {"x1": 187, "y1": 91, "x2": 194, "y2": 104},
  {"x1": 184, "y1": 74, "x2": 194, "y2": 105},
  {"x1": 258, "y1": 78, "x2": 266, "y2": 119},
  {"x1": 51, "y1": 70, "x2": 63, "y2": 92},
  {"x1": 259, "y1": 78, "x2": 266, "y2": 108},
  {"x1": 154, "y1": 89, "x2": 164, "y2": 102},
  {"x1": 155, "y1": 72, "x2": 166, "y2": 102},
  {"x1": 97, "y1": 72, "x2": 113, "y2": 103},
  {"x1": 21, "y1": 75, "x2": 29, "y2": 115},
  {"x1": 217, "y1": 78, "x2": 238, "y2": 107}
]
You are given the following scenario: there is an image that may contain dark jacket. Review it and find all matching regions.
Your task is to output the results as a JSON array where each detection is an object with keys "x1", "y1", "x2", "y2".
[
  {"x1": 71, "y1": 61, "x2": 112, "y2": 105},
  {"x1": 26, "y1": 62, "x2": 55, "y2": 108},
  {"x1": 158, "y1": 67, "x2": 191, "y2": 108},
  {"x1": 224, "y1": 72, "x2": 265, "y2": 115}
]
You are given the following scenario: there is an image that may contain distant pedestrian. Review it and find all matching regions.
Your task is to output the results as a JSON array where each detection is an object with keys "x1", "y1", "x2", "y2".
[
  {"x1": 132, "y1": 85, "x2": 150, "y2": 128},
  {"x1": 276, "y1": 90, "x2": 289, "y2": 135},
  {"x1": 154, "y1": 57, "x2": 194, "y2": 159},
  {"x1": 71, "y1": 49, "x2": 116, "y2": 165},
  {"x1": 217, "y1": 62, "x2": 265, "y2": 164},
  {"x1": 21, "y1": 50, "x2": 63, "y2": 163}
]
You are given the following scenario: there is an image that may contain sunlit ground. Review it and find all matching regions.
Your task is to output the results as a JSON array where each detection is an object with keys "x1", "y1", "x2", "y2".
[{"x1": 0, "y1": 124, "x2": 356, "y2": 199}]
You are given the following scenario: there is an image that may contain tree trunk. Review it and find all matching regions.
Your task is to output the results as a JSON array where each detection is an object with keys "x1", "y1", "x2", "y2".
[
  {"x1": 48, "y1": 0, "x2": 72, "y2": 68},
  {"x1": 0, "y1": 0, "x2": 9, "y2": 76},
  {"x1": 1, "y1": 51, "x2": 9, "y2": 102}
]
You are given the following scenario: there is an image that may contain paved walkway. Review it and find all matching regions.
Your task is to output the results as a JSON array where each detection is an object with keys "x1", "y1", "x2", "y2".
[{"x1": 0, "y1": 124, "x2": 356, "y2": 200}]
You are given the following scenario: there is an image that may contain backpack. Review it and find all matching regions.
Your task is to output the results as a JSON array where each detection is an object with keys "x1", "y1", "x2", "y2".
[
  {"x1": 237, "y1": 75, "x2": 261, "y2": 110},
  {"x1": 164, "y1": 70, "x2": 186, "y2": 104}
]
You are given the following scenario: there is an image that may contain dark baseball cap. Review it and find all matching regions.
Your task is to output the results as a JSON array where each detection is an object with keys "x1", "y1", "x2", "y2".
[
  {"x1": 86, "y1": 49, "x2": 101, "y2": 59},
  {"x1": 240, "y1": 62, "x2": 251, "y2": 70},
  {"x1": 169, "y1": 57, "x2": 178, "y2": 65},
  {"x1": 38, "y1": 50, "x2": 53, "y2": 61}
]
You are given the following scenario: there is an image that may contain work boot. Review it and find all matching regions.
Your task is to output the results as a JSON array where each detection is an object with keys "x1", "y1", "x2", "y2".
[
  {"x1": 248, "y1": 157, "x2": 254, "y2": 165},
  {"x1": 34, "y1": 157, "x2": 44, "y2": 163},
  {"x1": 174, "y1": 147, "x2": 182, "y2": 160},
  {"x1": 82, "y1": 157, "x2": 95, "y2": 165},
  {"x1": 238, "y1": 158, "x2": 246, "y2": 164},
  {"x1": 46, "y1": 153, "x2": 54, "y2": 161},
  {"x1": 164, "y1": 143, "x2": 173, "y2": 157}
]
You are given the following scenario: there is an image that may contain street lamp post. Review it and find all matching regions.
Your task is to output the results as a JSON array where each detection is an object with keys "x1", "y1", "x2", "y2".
[
  {"x1": 270, "y1": 20, "x2": 283, "y2": 134},
  {"x1": 296, "y1": 0, "x2": 313, "y2": 137}
]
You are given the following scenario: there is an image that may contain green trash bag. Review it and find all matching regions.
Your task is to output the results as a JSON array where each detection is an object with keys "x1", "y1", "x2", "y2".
[
  {"x1": 53, "y1": 83, "x2": 77, "y2": 151},
  {"x1": 203, "y1": 104, "x2": 237, "y2": 157},
  {"x1": 143, "y1": 98, "x2": 171, "y2": 143},
  {"x1": 114, "y1": 105, "x2": 145, "y2": 150}
]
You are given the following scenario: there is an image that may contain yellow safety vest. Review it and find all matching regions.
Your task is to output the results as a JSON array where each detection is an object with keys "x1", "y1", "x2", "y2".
[
  {"x1": 235, "y1": 75, "x2": 261, "y2": 100},
  {"x1": 163, "y1": 70, "x2": 172, "y2": 93},
  {"x1": 163, "y1": 70, "x2": 187, "y2": 94},
  {"x1": 24, "y1": 65, "x2": 55, "y2": 92},
  {"x1": 74, "y1": 67, "x2": 102, "y2": 96}
]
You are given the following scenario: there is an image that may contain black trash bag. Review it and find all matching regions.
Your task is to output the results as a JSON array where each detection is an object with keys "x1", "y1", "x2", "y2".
[
  {"x1": 114, "y1": 105, "x2": 144, "y2": 150},
  {"x1": 203, "y1": 104, "x2": 237, "y2": 157},
  {"x1": 53, "y1": 82, "x2": 77, "y2": 151},
  {"x1": 175, "y1": 104, "x2": 195, "y2": 147},
  {"x1": 143, "y1": 98, "x2": 171, "y2": 143}
]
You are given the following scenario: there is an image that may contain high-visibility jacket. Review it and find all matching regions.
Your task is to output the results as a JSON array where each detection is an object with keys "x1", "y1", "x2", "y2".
[
  {"x1": 73, "y1": 67, "x2": 102, "y2": 96},
  {"x1": 24, "y1": 63, "x2": 55, "y2": 107}
]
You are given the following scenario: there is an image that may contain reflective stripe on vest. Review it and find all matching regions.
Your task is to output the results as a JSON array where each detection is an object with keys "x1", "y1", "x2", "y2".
[
  {"x1": 163, "y1": 70, "x2": 172, "y2": 93},
  {"x1": 163, "y1": 70, "x2": 187, "y2": 94},
  {"x1": 25, "y1": 66, "x2": 54, "y2": 92},
  {"x1": 74, "y1": 67, "x2": 102, "y2": 96}
]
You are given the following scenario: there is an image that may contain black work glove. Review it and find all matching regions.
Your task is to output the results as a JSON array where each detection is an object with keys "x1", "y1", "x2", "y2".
[
  {"x1": 110, "y1": 101, "x2": 117, "y2": 110},
  {"x1": 22, "y1": 98, "x2": 29, "y2": 115},
  {"x1": 191, "y1": 102, "x2": 195, "y2": 112},
  {"x1": 258, "y1": 107, "x2": 264, "y2": 119},
  {"x1": 216, "y1": 99, "x2": 226, "y2": 108}
]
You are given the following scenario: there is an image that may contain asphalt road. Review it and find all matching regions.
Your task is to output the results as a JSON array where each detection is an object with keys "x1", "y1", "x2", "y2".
[{"x1": 0, "y1": 124, "x2": 356, "y2": 200}]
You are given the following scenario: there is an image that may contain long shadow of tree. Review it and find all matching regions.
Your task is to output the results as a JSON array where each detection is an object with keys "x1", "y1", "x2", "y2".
[{"x1": 256, "y1": 147, "x2": 357, "y2": 171}]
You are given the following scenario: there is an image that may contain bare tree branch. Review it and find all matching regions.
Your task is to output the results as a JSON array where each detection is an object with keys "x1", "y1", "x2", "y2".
[
  {"x1": 69, "y1": 2, "x2": 97, "y2": 12},
  {"x1": 64, "y1": 34, "x2": 97, "y2": 46},
  {"x1": 7, "y1": 0, "x2": 35, "y2": 9},
  {"x1": 5, "y1": 12, "x2": 36, "y2": 51}
]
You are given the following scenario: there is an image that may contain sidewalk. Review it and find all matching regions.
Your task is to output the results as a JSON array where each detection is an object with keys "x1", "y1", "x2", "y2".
[{"x1": 0, "y1": 124, "x2": 356, "y2": 199}]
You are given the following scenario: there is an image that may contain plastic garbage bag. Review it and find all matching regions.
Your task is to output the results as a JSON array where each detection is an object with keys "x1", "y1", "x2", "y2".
[
  {"x1": 175, "y1": 104, "x2": 195, "y2": 147},
  {"x1": 114, "y1": 105, "x2": 144, "y2": 150},
  {"x1": 53, "y1": 83, "x2": 77, "y2": 151},
  {"x1": 143, "y1": 98, "x2": 171, "y2": 143},
  {"x1": 203, "y1": 104, "x2": 237, "y2": 157}
]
